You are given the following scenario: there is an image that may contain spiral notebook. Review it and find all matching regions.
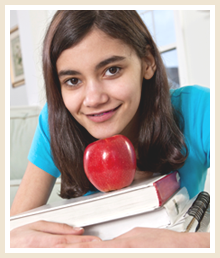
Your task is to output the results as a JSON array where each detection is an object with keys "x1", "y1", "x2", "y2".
[{"x1": 168, "y1": 191, "x2": 210, "y2": 233}]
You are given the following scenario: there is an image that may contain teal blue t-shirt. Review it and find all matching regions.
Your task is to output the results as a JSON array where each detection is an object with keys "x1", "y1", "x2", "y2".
[{"x1": 28, "y1": 85, "x2": 210, "y2": 198}]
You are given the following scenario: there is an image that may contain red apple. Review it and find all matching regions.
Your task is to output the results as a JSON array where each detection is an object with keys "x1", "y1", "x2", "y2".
[{"x1": 83, "y1": 135, "x2": 136, "y2": 192}]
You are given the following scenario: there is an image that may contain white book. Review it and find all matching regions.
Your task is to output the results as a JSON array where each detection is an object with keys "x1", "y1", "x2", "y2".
[
  {"x1": 10, "y1": 172, "x2": 180, "y2": 231},
  {"x1": 83, "y1": 187, "x2": 190, "y2": 240}
]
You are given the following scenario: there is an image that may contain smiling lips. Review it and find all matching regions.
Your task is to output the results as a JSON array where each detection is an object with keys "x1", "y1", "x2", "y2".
[{"x1": 86, "y1": 105, "x2": 121, "y2": 122}]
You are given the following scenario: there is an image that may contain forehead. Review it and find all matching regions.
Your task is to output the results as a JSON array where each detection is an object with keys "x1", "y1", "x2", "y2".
[{"x1": 56, "y1": 29, "x2": 136, "y2": 70}]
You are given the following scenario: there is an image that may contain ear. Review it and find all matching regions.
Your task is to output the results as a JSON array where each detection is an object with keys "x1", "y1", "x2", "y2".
[{"x1": 142, "y1": 47, "x2": 156, "y2": 80}]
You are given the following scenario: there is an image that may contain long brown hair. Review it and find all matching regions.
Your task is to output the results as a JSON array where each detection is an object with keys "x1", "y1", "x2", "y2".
[{"x1": 42, "y1": 10, "x2": 188, "y2": 198}]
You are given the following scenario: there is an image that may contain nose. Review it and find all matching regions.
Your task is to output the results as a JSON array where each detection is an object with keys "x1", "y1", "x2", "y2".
[{"x1": 83, "y1": 80, "x2": 109, "y2": 107}]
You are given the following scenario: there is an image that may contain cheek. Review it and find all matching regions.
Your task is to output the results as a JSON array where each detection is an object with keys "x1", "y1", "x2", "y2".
[
  {"x1": 114, "y1": 77, "x2": 142, "y2": 104},
  {"x1": 61, "y1": 90, "x2": 80, "y2": 115}
]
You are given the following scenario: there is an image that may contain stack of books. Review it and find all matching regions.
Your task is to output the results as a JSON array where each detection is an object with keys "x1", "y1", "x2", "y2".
[{"x1": 10, "y1": 171, "x2": 210, "y2": 240}]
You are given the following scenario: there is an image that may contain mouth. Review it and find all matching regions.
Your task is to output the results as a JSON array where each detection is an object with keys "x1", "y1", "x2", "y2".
[
  {"x1": 85, "y1": 104, "x2": 122, "y2": 123},
  {"x1": 86, "y1": 104, "x2": 122, "y2": 117}
]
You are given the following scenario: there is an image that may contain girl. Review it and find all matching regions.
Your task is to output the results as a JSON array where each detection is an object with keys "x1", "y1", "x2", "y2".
[{"x1": 10, "y1": 10, "x2": 210, "y2": 248}]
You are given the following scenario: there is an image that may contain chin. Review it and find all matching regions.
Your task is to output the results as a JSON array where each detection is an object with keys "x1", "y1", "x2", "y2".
[
  {"x1": 90, "y1": 130, "x2": 121, "y2": 140},
  {"x1": 92, "y1": 134, "x2": 115, "y2": 140}
]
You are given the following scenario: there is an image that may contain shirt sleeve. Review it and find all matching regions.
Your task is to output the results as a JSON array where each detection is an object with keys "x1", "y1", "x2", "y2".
[{"x1": 28, "y1": 104, "x2": 61, "y2": 178}]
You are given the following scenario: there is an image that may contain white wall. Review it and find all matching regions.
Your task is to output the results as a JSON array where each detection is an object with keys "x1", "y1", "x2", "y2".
[{"x1": 180, "y1": 10, "x2": 210, "y2": 88}]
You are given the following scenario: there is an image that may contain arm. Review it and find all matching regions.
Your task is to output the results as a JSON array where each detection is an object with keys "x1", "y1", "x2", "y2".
[
  {"x1": 10, "y1": 162, "x2": 101, "y2": 247},
  {"x1": 55, "y1": 227, "x2": 210, "y2": 248},
  {"x1": 10, "y1": 221, "x2": 101, "y2": 248},
  {"x1": 10, "y1": 161, "x2": 56, "y2": 216}
]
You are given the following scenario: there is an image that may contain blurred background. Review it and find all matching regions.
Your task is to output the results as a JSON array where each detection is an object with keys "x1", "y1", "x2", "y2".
[{"x1": 9, "y1": 9, "x2": 211, "y2": 206}]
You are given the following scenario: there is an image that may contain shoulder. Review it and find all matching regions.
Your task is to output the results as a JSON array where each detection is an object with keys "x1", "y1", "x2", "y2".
[
  {"x1": 170, "y1": 85, "x2": 210, "y2": 113},
  {"x1": 170, "y1": 85, "x2": 210, "y2": 148},
  {"x1": 38, "y1": 103, "x2": 49, "y2": 130},
  {"x1": 170, "y1": 85, "x2": 210, "y2": 158},
  {"x1": 30, "y1": 103, "x2": 50, "y2": 142},
  {"x1": 170, "y1": 85, "x2": 210, "y2": 101},
  {"x1": 39, "y1": 103, "x2": 49, "y2": 120}
]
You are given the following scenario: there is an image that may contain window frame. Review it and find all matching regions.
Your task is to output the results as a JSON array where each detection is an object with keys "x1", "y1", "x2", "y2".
[{"x1": 138, "y1": 10, "x2": 188, "y2": 87}]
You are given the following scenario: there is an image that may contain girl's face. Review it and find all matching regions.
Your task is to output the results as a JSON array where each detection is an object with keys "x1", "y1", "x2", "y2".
[{"x1": 57, "y1": 29, "x2": 149, "y2": 140}]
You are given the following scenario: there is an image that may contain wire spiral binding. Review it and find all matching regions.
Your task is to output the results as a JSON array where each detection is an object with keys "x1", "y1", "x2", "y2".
[{"x1": 187, "y1": 191, "x2": 210, "y2": 231}]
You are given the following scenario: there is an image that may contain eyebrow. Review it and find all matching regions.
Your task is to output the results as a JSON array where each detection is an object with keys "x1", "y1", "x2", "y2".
[
  {"x1": 58, "y1": 55, "x2": 126, "y2": 78},
  {"x1": 58, "y1": 69, "x2": 81, "y2": 78},
  {"x1": 95, "y1": 55, "x2": 126, "y2": 70}
]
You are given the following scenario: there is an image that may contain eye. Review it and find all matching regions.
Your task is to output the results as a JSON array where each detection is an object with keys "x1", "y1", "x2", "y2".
[
  {"x1": 105, "y1": 67, "x2": 120, "y2": 76},
  {"x1": 65, "y1": 78, "x2": 82, "y2": 87}
]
